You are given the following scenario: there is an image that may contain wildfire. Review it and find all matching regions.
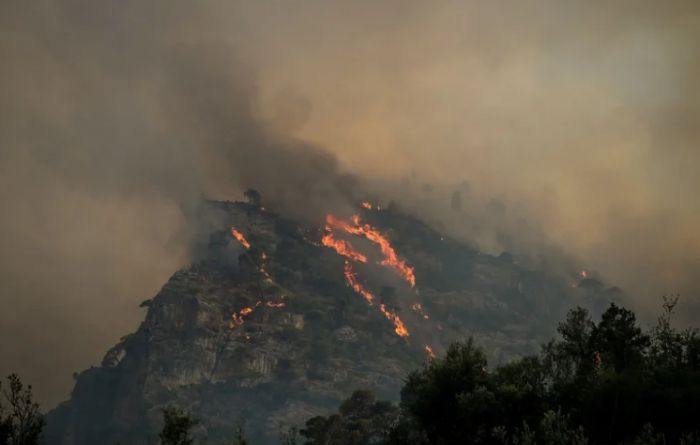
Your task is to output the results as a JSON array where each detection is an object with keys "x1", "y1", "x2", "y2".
[
  {"x1": 425, "y1": 345, "x2": 436, "y2": 360},
  {"x1": 380, "y1": 303, "x2": 409, "y2": 337},
  {"x1": 361, "y1": 201, "x2": 373, "y2": 210},
  {"x1": 322, "y1": 214, "x2": 412, "y2": 339},
  {"x1": 343, "y1": 261, "x2": 375, "y2": 305},
  {"x1": 325, "y1": 214, "x2": 416, "y2": 287},
  {"x1": 229, "y1": 297, "x2": 286, "y2": 330},
  {"x1": 411, "y1": 303, "x2": 430, "y2": 320},
  {"x1": 322, "y1": 230, "x2": 368, "y2": 263},
  {"x1": 231, "y1": 228, "x2": 251, "y2": 250},
  {"x1": 229, "y1": 301, "x2": 260, "y2": 329},
  {"x1": 239, "y1": 307, "x2": 255, "y2": 316}
]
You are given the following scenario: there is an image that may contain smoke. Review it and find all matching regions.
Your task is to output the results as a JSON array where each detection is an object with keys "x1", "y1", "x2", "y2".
[{"x1": 1, "y1": 0, "x2": 699, "y2": 406}]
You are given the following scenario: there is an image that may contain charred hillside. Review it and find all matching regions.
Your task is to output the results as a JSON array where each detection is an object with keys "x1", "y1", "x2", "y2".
[{"x1": 44, "y1": 200, "x2": 615, "y2": 445}]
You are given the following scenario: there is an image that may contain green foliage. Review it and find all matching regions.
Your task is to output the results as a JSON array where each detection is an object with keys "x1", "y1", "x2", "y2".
[
  {"x1": 158, "y1": 407, "x2": 199, "y2": 445},
  {"x1": 300, "y1": 390, "x2": 399, "y2": 445},
  {"x1": 371, "y1": 301, "x2": 700, "y2": 445},
  {"x1": 591, "y1": 303, "x2": 649, "y2": 373},
  {"x1": 0, "y1": 374, "x2": 45, "y2": 445}
]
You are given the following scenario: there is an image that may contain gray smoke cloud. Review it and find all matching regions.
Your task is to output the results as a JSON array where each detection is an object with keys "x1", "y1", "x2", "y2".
[{"x1": 1, "y1": 0, "x2": 699, "y2": 407}]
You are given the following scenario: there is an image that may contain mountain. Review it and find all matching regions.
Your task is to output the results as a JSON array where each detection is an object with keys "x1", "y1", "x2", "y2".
[{"x1": 43, "y1": 200, "x2": 615, "y2": 445}]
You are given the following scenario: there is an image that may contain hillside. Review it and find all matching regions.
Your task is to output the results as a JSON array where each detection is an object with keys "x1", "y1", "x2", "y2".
[{"x1": 43, "y1": 200, "x2": 614, "y2": 445}]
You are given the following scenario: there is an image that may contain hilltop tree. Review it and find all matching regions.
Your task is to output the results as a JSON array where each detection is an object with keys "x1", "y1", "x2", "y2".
[
  {"x1": 244, "y1": 189, "x2": 262, "y2": 207},
  {"x1": 0, "y1": 374, "x2": 45, "y2": 445},
  {"x1": 590, "y1": 303, "x2": 649, "y2": 373}
]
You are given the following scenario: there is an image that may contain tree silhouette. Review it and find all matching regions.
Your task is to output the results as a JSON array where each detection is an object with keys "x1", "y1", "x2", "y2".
[{"x1": 0, "y1": 374, "x2": 45, "y2": 445}]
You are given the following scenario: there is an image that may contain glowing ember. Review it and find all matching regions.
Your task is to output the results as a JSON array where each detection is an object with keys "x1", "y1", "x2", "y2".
[
  {"x1": 229, "y1": 297, "x2": 285, "y2": 330},
  {"x1": 343, "y1": 261, "x2": 374, "y2": 305},
  {"x1": 411, "y1": 303, "x2": 430, "y2": 320},
  {"x1": 231, "y1": 228, "x2": 251, "y2": 250},
  {"x1": 361, "y1": 201, "x2": 373, "y2": 210},
  {"x1": 380, "y1": 303, "x2": 409, "y2": 337},
  {"x1": 425, "y1": 345, "x2": 436, "y2": 359},
  {"x1": 580, "y1": 270, "x2": 588, "y2": 278},
  {"x1": 326, "y1": 214, "x2": 416, "y2": 287}
]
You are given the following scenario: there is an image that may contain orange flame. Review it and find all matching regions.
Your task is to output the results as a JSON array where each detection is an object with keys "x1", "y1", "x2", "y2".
[
  {"x1": 343, "y1": 261, "x2": 375, "y2": 305},
  {"x1": 231, "y1": 228, "x2": 251, "y2": 250},
  {"x1": 580, "y1": 270, "x2": 588, "y2": 279},
  {"x1": 229, "y1": 298, "x2": 285, "y2": 330},
  {"x1": 324, "y1": 215, "x2": 412, "y2": 338},
  {"x1": 380, "y1": 303, "x2": 409, "y2": 337},
  {"x1": 361, "y1": 201, "x2": 373, "y2": 210},
  {"x1": 326, "y1": 214, "x2": 416, "y2": 287},
  {"x1": 322, "y1": 230, "x2": 368, "y2": 263},
  {"x1": 425, "y1": 345, "x2": 436, "y2": 360}
]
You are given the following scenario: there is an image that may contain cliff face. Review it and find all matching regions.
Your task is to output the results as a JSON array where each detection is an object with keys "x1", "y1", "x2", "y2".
[{"x1": 44, "y1": 201, "x2": 614, "y2": 445}]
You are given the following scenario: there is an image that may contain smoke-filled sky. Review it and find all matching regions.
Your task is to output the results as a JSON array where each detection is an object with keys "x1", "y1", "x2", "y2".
[{"x1": 1, "y1": 0, "x2": 699, "y2": 408}]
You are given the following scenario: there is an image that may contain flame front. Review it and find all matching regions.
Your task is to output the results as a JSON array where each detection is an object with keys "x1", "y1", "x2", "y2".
[
  {"x1": 326, "y1": 214, "x2": 416, "y2": 287},
  {"x1": 380, "y1": 303, "x2": 409, "y2": 337},
  {"x1": 322, "y1": 214, "x2": 412, "y2": 339},
  {"x1": 322, "y1": 229, "x2": 368, "y2": 263},
  {"x1": 229, "y1": 298, "x2": 286, "y2": 330},
  {"x1": 231, "y1": 228, "x2": 251, "y2": 250}
]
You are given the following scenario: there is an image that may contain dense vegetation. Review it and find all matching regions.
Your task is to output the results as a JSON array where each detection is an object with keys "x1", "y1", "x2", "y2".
[{"x1": 301, "y1": 297, "x2": 700, "y2": 445}]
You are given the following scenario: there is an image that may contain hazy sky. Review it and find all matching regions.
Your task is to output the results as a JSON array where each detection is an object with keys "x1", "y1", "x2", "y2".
[{"x1": 1, "y1": 0, "x2": 699, "y2": 408}]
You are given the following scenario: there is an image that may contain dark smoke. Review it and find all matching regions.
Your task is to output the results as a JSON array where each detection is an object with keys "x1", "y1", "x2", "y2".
[
  {"x1": 2, "y1": 0, "x2": 699, "y2": 407},
  {"x1": 0, "y1": 0, "x2": 362, "y2": 407}
]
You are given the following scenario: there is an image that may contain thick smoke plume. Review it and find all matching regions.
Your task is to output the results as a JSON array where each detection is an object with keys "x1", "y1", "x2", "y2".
[{"x1": 1, "y1": 0, "x2": 699, "y2": 407}]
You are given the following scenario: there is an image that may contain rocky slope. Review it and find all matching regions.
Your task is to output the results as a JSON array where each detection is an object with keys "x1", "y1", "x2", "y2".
[{"x1": 44, "y1": 200, "x2": 615, "y2": 445}]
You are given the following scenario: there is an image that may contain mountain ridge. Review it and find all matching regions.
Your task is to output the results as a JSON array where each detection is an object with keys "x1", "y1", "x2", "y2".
[{"x1": 43, "y1": 199, "x2": 614, "y2": 445}]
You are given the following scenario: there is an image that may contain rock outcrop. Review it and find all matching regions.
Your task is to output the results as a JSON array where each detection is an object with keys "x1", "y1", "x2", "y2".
[{"x1": 44, "y1": 201, "x2": 614, "y2": 445}]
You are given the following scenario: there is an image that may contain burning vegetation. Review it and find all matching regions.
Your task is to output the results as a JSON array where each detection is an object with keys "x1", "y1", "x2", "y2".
[
  {"x1": 323, "y1": 213, "x2": 415, "y2": 339},
  {"x1": 230, "y1": 228, "x2": 251, "y2": 250},
  {"x1": 228, "y1": 227, "x2": 285, "y2": 331}
]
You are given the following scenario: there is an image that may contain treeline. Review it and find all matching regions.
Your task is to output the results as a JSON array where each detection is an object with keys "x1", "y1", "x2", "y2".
[
  {"x1": 5, "y1": 298, "x2": 700, "y2": 445},
  {"x1": 300, "y1": 297, "x2": 700, "y2": 445}
]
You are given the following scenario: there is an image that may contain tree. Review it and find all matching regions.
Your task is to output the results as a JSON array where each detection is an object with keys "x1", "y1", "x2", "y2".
[
  {"x1": 399, "y1": 339, "x2": 492, "y2": 444},
  {"x1": 591, "y1": 303, "x2": 649, "y2": 373},
  {"x1": 0, "y1": 374, "x2": 45, "y2": 445},
  {"x1": 300, "y1": 390, "x2": 398, "y2": 445},
  {"x1": 244, "y1": 189, "x2": 262, "y2": 207},
  {"x1": 158, "y1": 407, "x2": 198, "y2": 445}
]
